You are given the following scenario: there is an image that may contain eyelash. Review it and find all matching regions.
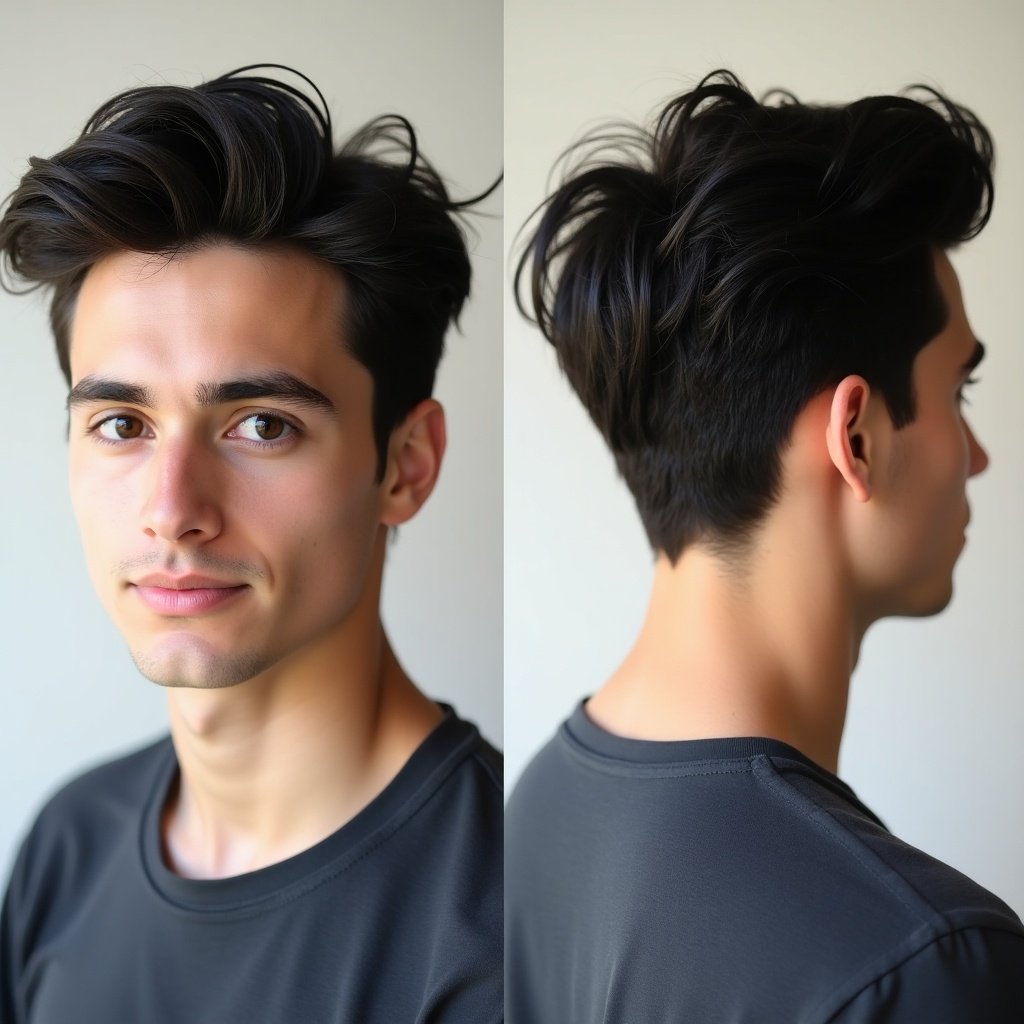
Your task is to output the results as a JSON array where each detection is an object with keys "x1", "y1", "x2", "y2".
[
  {"x1": 957, "y1": 376, "x2": 980, "y2": 406},
  {"x1": 86, "y1": 411, "x2": 302, "y2": 448},
  {"x1": 228, "y1": 412, "x2": 301, "y2": 447}
]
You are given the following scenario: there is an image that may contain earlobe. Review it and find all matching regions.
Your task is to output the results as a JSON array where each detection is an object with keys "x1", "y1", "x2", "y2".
[
  {"x1": 825, "y1": 376, "x2": 873, "y2": 503},
  {"x1": 379, "y1": 399, "x2": 446, "y2": 527}
]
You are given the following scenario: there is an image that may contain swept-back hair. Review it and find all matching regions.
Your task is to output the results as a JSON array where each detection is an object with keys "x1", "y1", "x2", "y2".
[
  {"x1": 0, "y1": 63, "x2": 496, "y2": 475},
  {"x1": 516, "y1": 70, "x2": 993, "y2": 561}
]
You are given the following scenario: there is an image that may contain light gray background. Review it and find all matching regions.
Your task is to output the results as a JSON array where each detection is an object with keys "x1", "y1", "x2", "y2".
[
  {"x1": 505, "y1": 0, "x2": 1024, "y2": 917},
  {"x1": 0, "y1": 0, "x2": 501, "y2": 883}
]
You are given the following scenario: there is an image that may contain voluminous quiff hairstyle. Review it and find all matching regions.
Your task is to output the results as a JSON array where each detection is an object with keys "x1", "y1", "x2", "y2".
[
  {"x1": 0, "y1": 64, "x2": 492, "y2": 475},
  {"x1": 516, "y1": 70, "x2": 993, "y2": 562}
]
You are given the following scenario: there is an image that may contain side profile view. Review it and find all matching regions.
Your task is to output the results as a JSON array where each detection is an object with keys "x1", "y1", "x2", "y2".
[
  {"x1": 0, "y1": 65, "x2": 501, "y2": 1023},
  {"x1": 506, "y1": 70, "x2": 1024, "y2": 1021}
]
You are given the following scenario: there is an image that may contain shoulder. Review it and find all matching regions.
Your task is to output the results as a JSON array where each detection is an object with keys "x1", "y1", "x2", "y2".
[
  {"x1": 506, "y1": 726, "x2": 1024, "y2": 1020},
  {"x1": 5, "y1": 735, "x2": 172, "y2": 913},
  {"x1": 763, "y1": 753, "x2": 1021, "y2": 927},
  {"x1": 25, "y1": 735, "x2": 172, "y2": 842},
  {"x1": 363, "y1": 704, "x2": 502, "y2": 906},
  {"x1": 467, "y1": 730, "x2": 503, "y2": 792},
  {"x1": 409, "y1": 708, "x2": 503, "y2": 889},
  {"x1": 831, "y1": 926, "x2": 1024, "y2": 1022},
  {"x1": 375, "y1": 708, "x2": 504, "y2": 1023},
  {"x1": 506, "y1": 726, "x2": 559, "y2": 815},
  {"x1": 759, "y1": 753, "x2": 1024, "y2": 1019},
  {"x1": 425, "y1": 704, "x2": 502, "y2": 809},
  {"x1": 409, "y1": 708, "x2": 503, "y2": 877}
]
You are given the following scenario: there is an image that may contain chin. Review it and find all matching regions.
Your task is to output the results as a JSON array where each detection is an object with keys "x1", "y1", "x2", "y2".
[
  {"x1": 129, "y1": 639, "x2": 269, "y2": 690},
  {"x1": 899, "y1": 580, "x2": 956, "y2": 619}
]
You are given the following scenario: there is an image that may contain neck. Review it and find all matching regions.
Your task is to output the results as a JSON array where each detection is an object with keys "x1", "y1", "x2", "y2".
[
  {"x1": 588, "y1": 508, "x2": 866, "y2": 775},
  {"x1": 159, "y1": 559, "x2": 442, "y2": 878}
]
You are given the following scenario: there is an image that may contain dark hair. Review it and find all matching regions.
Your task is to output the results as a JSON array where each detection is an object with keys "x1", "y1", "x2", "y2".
[
  {"x1": 515, "y1": 70, "x2": 993, "y2": 562},
  {"x1": 0, "y1": 64, "x2": 496, "y2": 476}
]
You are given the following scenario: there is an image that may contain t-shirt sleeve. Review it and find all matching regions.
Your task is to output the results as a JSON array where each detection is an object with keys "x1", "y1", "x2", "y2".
[
  {"x1": 1, "y1": 831, "x2": 35, "y2": 1024},
  {"x1": 0, "y1": 884, "x2": 17, "y2": 1024},
  {"x1": 830, "y1": 927, "x2": 1024, "y2": 1023},
  {"x1": 0, "y1": 802, "x2": 65, "y2": 1024}
]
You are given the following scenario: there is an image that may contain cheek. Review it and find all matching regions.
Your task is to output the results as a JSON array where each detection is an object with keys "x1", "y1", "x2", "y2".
[
  {"x1": 889, "y1": 425, "x2": 971, "y2": 558},
  {"x1": 241, "y1": 460, "x2": 382, "y2": 595},
  {"x1": 893, "y1": 414, "x2": 970, "y2": 492},
  {"x1": 926, "y1": 419, "x2": 973, "y2": 495},
  {"x1": 68, "y1": 454, "x2": 133, "y2": 570}
]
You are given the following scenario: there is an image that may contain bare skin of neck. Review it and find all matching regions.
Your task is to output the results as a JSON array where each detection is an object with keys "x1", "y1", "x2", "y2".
[
  {"x1": 159, "y1": 542, "x2": 442, "y2": 880},
  {"x1": 587, "y1": 396, "x2": 870, "y2": 775}
]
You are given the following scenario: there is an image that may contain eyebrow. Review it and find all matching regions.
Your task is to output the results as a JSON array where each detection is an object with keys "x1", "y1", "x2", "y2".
[
  {"x1": 962, "y1": 339, "x2": 986, "y2": 375},
  {"x1": 67, "y1": 371, "x2": 337, "y2": 417}
]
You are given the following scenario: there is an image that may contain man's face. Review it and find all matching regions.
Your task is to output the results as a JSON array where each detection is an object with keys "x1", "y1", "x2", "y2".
[
  {"x1": 67, "y1": 244, "x2": 385, "y2": 689},
  {"x1": 864, "y1": 249, "x2": 988, "y2": 618}
]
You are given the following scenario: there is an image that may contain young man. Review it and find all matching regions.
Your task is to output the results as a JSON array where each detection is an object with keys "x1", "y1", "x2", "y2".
[
  {"x1": 0, "y1": 66, "x2": 501, "y2": 1023},
  {"x1": 507, "y1": 71, "x2": 1024, "y2": 1021}
]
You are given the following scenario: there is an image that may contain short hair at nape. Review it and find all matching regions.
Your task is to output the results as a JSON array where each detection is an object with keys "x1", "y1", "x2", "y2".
[
  {"x1": 0, "y1": 64, "x2": 494, "y2": 477},
  {"x1": 515, "y1": 69, "x2": 993, "y2": 563}
]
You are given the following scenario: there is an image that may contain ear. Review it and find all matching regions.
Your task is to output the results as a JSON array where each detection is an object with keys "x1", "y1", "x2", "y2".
[
  {"x1": 825, "y1": 376, "x2": 876, "y2": 503},
  {"x1": 378, "y1": 399, "x2": 446, "y2": 527}
]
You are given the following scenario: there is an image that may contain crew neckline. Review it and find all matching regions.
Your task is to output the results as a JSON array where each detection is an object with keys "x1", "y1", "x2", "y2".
[
  {"x1": 562, "y1": 699, "x2": 888, "y2": 828},
  {"x1": 138, "y1": 704, "x2": 476, "y2": 916},
  {"x1": 565, "y1": 699, "x2": 842, "y2": 780}
]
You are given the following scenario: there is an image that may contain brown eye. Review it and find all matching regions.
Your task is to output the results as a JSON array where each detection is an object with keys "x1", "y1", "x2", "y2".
[
  {"x1": 254, "y1": 415, "x2": 284, "y2": 440},
  {"x1": 97, "y1": 415, "x2": 145, "y2": 440},
  {"x1": 233, "y1": 413, "x2": 295, "y2": 443}
]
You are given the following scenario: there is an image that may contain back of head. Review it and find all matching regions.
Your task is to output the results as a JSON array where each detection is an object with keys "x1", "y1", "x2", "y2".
[
  {"x1": 516, "y1": 70, "x2": 993, "y2": 562},
  {"x1": 0, "y1": 64, "x2": 480, "y2": 475}
]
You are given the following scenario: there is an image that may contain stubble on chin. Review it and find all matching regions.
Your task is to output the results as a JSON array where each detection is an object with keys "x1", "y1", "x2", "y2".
[{"x1": 129, "y1": 642, "x2": 269, "y2": 690}]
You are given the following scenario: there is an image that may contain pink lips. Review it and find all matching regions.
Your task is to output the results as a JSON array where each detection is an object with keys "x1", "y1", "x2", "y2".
[{"x1": 131, "y1": 575, "x2": 248, "y2": 616}]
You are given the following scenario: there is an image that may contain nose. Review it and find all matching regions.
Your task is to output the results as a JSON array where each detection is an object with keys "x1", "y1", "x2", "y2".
[
  {"x1": 140, "y1": 437, "x2": 223, "y2": 543},
  {"x1": 966, "y1": 420, "x2": 989, "y2": 478}
]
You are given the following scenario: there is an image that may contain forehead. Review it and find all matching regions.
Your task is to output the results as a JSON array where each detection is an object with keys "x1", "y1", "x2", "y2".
[
  {"x1": 69, "y1": 244, "x2": 357, "y2": 388},
  {"x1": 910, "y1": 249, "x2": 981, "y2": 384}
]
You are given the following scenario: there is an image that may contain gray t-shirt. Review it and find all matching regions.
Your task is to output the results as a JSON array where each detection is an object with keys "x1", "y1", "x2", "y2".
[
  {"x1": 2, "y1": 706, "x2": 502, "y2": 1024},
  {"x1": 506, "y1": 702, "x2": 1024, "y2": 1023}
]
